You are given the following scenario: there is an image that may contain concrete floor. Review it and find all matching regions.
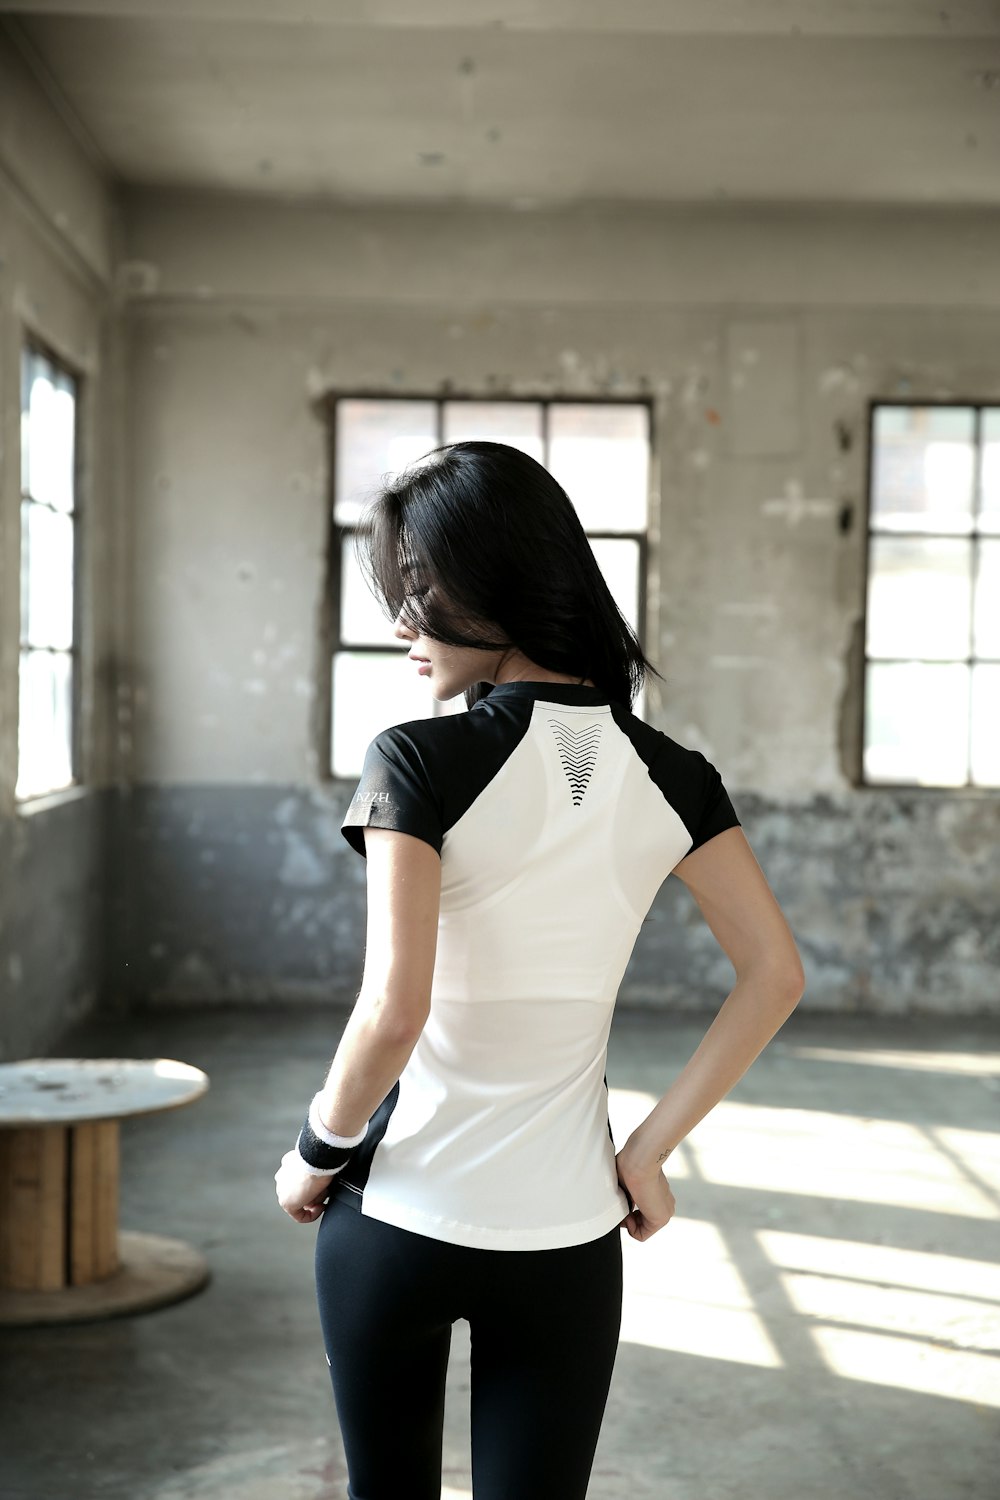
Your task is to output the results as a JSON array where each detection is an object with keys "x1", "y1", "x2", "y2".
[{"x1": 2, "y1": 1003, "x2": 999, "y2": 1500}]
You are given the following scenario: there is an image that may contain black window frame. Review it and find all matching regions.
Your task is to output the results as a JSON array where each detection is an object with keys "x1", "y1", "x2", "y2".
[{"x1": 860, "y1": 397, "x2": 998, "y2": 791}]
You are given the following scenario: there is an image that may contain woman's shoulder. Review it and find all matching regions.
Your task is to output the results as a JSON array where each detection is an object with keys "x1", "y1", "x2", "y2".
[
  {"x1": 368, "y1": 708, "x2": 479, "y2": 757},
  {"x1": 359, "y1": 709, "x2": 491, "y2": 792},
  {"x1": 608, "y1": 701, "x2": 705, "y2": 771}
]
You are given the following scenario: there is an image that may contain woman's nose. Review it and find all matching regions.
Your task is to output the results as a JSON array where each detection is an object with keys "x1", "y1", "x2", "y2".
[{"x1": 393, "y1": 608, "x2": 415, "y2": 641}]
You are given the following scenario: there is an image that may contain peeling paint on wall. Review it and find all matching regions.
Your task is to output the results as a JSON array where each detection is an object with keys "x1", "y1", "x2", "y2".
[{"x1": 761, "y1": 481, "x2": 835, "y2": 525}]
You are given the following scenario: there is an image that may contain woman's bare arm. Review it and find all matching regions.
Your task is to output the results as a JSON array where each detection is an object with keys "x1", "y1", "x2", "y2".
[
  {"x1": 314, "y1": 826, "x2": 441, "y2": 1138},
  {"x1": 619, "y1": 826, "x2": 805, "y2": 1176}
]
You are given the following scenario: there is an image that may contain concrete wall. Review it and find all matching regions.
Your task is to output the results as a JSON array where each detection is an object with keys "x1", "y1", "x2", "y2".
[
  {"x1": 3, "y1": 63, "x2": 998, "y2": 1044},
  {"x1": 0, "y1": 33, "x2": 127, "y2": 1059},
  {"x1": 116, "y1": 191, "x2": 1000, "y2": 1015}
]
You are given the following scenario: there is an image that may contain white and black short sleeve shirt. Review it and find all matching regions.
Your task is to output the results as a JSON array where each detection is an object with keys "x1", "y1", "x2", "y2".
[{"x1": 337, "y1": 679, "x2": 741, "y2": 1250}]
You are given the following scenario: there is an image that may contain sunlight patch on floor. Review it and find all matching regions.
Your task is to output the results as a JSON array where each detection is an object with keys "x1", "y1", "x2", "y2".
[
  {"x1": 759, "y1": 1229, "x2": 1000, "y2": 1300},
  {"x1": 605, "y1": 1084, "x2": 1000, "y2": 1395},
  {"x1": 683, "y1": 1101, "x2": 999, "y2": 1218},
  {"x1": 813, "y1": 1326, "x2": 1000, "y2": 1406},
  {"x1": 609, "y1": 1088, "x2": 998, "y2": 1219},
  {"x1": 785, "y1": 1273, "x2": 998, "y2": 1350},
  {"x1": 761, "y1": 1229, "x2": 1000, "y2": 1405},
  {"x1": 618, "y1": 1217, "x2": 783, "y2": 1368},
  {"x1": 775, "y1": 1043, "x2": 1000, "y2": 1078}
]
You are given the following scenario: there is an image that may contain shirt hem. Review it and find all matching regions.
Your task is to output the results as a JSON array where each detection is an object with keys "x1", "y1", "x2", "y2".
[{"x1": 355, "y1": 1192, "x2": 629, "y2": 1250}]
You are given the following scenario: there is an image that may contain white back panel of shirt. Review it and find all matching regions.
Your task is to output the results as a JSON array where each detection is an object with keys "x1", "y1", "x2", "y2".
[{"x1": 360, "y1": 695, "x2": 692, "y2": 1249}]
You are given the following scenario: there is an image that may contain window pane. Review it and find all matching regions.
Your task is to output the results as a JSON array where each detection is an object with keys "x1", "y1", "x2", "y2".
[
  {"x1": 980, "y1": 409, "x2": 1000, "y2": 536},
  {"x1": 866, "y1": 537, "x2": 972, "y2": 661},
  {"x1": 340, "y1": 534, "x2": 397, "y2": 646},
  {"x1": 16, "y1": 648, "x2": 73, "y2": 798},
  {"x1": 332, "y1": 650, "x2": 433, "y2": 777},
  {"x1": 335, "y1": 399, "x2": 438, "y2": 525},
  {"x1": 19, "y1": 501, "x2": 29, "y2": 644},
  {"x1": 22, "y1": 501, "x2": 74, "y2": 649},
  {"x1": 864, "y1": 661, "x2": 969, "y2": 786},
  {"x1": 22, "y1": 351, "x2": 76, "y2": 513},
  {"x1": 442, "y1": 401, "x2": 544, "y2": 456},
  {"x1": 331, "y1": 397, "x2": 652, "y2": 755},
  {"x1": 20, "y1": 347, "x2": 35, "y2": 493},
  {"x1": 974, "y1": 540, "x2": 1000, "y2": 659},
  {"x1": 871, "y1": 406, "x2": 975, "y2": 536},
  {"x1": 971, "y1": 664, "x2": 1000, "y2": 785},
  {"x1": 548, "y1": 404, "x2": 649, "y2": 532},
  {"x1": 590, "y1": 536, "x2": 640, "y2": 635}
]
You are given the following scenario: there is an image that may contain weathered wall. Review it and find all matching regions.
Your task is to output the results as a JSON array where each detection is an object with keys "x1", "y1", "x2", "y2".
[
  {"x1": 115, "y1": 191, "x2": 1000, "y2": 1014},
  {"x1": 0, "y1": 33, "x2": 126, "y2": 1059}
]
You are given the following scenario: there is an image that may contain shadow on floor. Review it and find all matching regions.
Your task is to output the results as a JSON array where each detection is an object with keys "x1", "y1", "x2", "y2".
[{"x1": 2, "y1": 1003, "x2": 998, "y2": 1500}]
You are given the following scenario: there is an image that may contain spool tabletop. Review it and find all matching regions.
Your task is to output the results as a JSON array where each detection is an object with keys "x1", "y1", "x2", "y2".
[
  {"x1": 0, "y1": 1057, "x2": 207, "y2": 1124},
  {"x1": 0, "y1": 1057, "x2": 211, "y2": 1326}
]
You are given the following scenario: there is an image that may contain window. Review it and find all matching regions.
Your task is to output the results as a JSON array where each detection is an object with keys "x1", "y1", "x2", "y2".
[
  {"x1": 17, "y1": 342, "x2": 80, "y2": 800},
  {"x1": 327, "y1": 397, "x2": 651, "y2": 777},
  {"x1": 864, "y1": 402, "x2": 1000, "y2": 788}
]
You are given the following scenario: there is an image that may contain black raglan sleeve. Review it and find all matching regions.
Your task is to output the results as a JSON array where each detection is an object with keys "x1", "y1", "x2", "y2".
[
  {"x1": 340, "y1": 726, "x2": 443, "y2": 859},
  {"x1": 686, "y1": 748, "x2": 742, "y2": 853}
]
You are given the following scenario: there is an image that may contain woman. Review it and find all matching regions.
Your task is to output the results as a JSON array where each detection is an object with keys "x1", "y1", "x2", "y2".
[{"x1": 275, "y1": 440, "x2": 805, "y2": 1499}]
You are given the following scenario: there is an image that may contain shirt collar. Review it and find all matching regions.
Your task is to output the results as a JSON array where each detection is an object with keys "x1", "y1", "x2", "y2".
[{"x1": 475, "y1": 680, "x2": 612, "y2": 707}]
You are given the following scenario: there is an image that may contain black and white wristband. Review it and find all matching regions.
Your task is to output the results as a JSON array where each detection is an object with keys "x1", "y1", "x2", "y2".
[{"x1": 294, "y1": 1092, "x2": 369, "y2": 1177}]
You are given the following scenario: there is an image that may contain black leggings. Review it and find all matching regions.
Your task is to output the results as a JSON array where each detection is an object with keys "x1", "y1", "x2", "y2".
[{"x1": 314, "y1": 1195, "x2": 623, "y2": 1500}]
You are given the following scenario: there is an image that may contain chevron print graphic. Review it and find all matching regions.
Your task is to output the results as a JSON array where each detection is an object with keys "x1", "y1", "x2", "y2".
[{"x1": 547, "y1": 718, "x2": 603, "y2": 806}]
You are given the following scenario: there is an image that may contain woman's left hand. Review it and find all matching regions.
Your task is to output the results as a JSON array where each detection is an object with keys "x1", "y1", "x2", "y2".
[{"x1": 274, "y1": 1149, "x2": 335, "y2": 1223}]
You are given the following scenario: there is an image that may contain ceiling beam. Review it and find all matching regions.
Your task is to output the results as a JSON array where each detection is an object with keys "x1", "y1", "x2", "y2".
[{"x1": 4, "y1": 0, "x2": 999, "y2": 42}]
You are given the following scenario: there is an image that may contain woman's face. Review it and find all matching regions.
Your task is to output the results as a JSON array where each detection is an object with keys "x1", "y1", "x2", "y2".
[{"x1": 392, "y1": 581, "x2": 504, "y2": 702}]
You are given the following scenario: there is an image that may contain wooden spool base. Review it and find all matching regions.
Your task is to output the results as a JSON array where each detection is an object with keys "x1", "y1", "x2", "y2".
[{"x1": 0, "y1": 1231, "x2": 211, "y2": 1327}]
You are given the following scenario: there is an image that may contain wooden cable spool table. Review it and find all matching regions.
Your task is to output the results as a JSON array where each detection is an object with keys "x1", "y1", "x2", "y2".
[{"x1": 0, "y1": 1057, "x2": 210, "y2": 1326}]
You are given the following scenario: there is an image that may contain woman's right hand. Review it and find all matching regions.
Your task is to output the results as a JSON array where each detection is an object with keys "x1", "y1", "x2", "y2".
[{"x1": 615, "y1": 1147, "x2": 676, "y2": 1242}]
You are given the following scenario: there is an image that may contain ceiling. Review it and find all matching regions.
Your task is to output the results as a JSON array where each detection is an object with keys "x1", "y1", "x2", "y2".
[{"x1": 3, "y1": 1, "x2": 1000, "y2": 208}]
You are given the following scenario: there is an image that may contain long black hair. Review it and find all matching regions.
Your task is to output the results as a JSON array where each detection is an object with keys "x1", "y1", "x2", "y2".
[{"x1": 353, "y1": 439, "x2": 664, "y2": 710}]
